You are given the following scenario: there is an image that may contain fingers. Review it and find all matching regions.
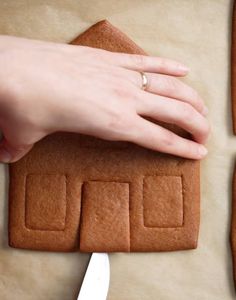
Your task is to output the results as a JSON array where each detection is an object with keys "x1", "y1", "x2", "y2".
[
  {"x1": 106, "y1": 51, "x2": 189, "y2": 76},
  {"x1": 135, "y1": 91, "x2": 210, "y2": 144},
  {"x1": 127, "y1": 70, "x2": 207, "y2": 116},
  {"x1": 0, "y1": 137, "x2": 33, "y2": 163},
  {"x1": 129, "y1": 116, "x2": 208, "y2": 160}
]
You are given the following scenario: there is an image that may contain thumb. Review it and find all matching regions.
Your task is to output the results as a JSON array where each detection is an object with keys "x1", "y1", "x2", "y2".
[{"x1": 0, "y1": 137, "x2": 34, "y2": 163}]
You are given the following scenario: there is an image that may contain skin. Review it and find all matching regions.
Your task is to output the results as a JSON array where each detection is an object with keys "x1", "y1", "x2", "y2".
[{"x1": 0, "y1": 35, "x2": 210, "y2": 163}]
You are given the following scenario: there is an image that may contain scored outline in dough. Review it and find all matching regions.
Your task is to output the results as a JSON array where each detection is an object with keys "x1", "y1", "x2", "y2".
[
  {"x1": 142, "y1": 175, "x2": 184, "y2": 229},
  {"x1": 24, "y1": 173, "x2": 68, "y2": 232}
]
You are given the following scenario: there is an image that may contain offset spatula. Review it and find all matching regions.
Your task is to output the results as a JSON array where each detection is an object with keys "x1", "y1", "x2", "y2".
[{"x1": 77, "y1": 253, "x2": 110, "y2": 300}]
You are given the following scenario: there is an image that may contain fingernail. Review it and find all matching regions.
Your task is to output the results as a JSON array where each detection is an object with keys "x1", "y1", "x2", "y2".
[
  {"x1": 178, "y1": 64, "x2": 190, "y2": 72},
  {"x1": 0, "y1": 148, "x2": 11, "y2": 163},
  {"x1": 198, "y1": 145, "x2": 208, "y2": 157},
  {"x1": 202, "y1": 106, "x2": 209, "y2": 116}
]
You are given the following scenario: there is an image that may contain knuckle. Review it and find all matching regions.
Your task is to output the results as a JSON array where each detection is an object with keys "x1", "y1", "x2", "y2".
[
  {"x1": 189, "y1": 88, "x2": 204, "y2": 108},
  {"x1": 159, "y1": 75, "x2": 185, "y2": 96},
  {"x1": 84, "y1": 47, "x2": 111, "y2": 63},
  {"x1": 157, "y1": 57, "x2": 167, "y2": 71},
  {"x1": 131, "y1": 54, "x2": 146, "y2": 68},
  {"x1": 108, "y1": 69, "x2": 127, "y2": 83},
  {"x1": 160, "y1": 131, "x2": 176, "y2": 149},
  {"x1": 164, "y1": 76, "x2": 179, "y2": 92},
  {"x1": 111, "y1": 83, "x2": 136, "y2": 104},
  {"x1": 180, "y1": 103, "x2": 195, "y2": 122}
]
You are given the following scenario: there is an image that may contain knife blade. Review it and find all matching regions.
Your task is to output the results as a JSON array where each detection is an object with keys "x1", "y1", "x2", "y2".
[{"x1": 77, "y1": 253, "x2": 110, "y2": 300}]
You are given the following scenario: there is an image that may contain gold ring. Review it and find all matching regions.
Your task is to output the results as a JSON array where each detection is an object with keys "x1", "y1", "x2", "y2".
[{"x1": 139, "y1": 71, "x2": 148, "y2": 91}]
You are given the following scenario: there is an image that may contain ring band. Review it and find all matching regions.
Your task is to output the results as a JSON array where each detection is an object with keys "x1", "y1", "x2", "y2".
[{"x1": 139, "y1": 71, "x2": 148, "y2": 91}]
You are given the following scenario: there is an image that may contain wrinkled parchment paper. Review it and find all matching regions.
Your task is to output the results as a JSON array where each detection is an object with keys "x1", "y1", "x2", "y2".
[{"x1": 0, "y1": 0, "x2": 234, "y2": 299}]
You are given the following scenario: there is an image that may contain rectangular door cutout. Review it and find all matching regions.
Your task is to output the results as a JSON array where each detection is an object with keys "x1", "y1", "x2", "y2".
[{"x1": 80, "y1": 181, "x2": 130, "y2": 252}]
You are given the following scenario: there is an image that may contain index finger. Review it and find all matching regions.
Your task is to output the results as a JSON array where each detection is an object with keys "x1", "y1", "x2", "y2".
[{"x1": 109, "y1": 52, "x2": 190, "y2": 76}]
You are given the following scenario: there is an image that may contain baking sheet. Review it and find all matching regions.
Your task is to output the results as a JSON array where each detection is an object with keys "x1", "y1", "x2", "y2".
[{"x1": 0, "y1": 0, "x2": 234, "y2": 299}]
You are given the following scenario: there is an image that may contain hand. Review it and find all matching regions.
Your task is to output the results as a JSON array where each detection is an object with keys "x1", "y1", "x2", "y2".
[{"x1": 0, "y1": 35, "x2": 210, "y2": 163}]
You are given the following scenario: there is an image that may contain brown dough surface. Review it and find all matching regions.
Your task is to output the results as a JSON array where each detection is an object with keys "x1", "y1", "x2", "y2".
[
  {"x1": 231, "y1": 164, "x2": 236, "y2": 289},
  {"x1": 8, "y1": 20, "x2": 200, "y2": 253}
]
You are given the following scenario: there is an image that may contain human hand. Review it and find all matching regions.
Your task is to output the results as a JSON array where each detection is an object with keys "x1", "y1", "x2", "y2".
[{"x1": 0, "y1": 35, "x2": 210, "y2": 163}]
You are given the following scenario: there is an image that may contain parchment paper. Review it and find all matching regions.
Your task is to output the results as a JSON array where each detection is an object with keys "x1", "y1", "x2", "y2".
[{"x1": 0, "y1": 0, "x2": 234, "y2": 299}]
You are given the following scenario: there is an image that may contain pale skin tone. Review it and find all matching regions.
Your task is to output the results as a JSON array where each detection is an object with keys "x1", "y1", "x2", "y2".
[{"x1": 0, "y1": 35, "x2": 210, "y2": 163}]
